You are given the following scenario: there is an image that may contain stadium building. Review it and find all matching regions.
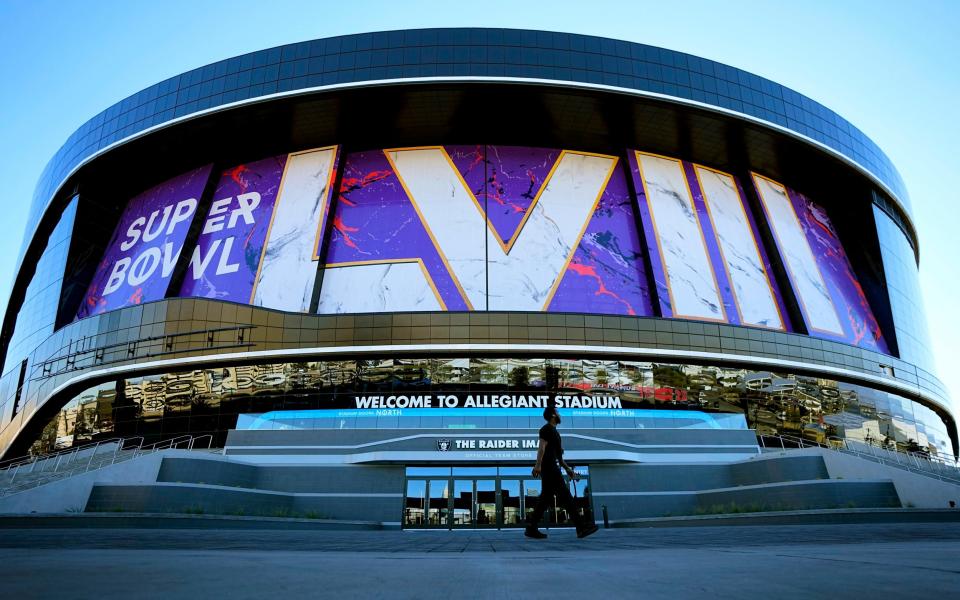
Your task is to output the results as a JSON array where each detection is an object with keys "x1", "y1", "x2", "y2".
[{"x1": 0, "y1": 29, "x2": 956, "y2": 527}]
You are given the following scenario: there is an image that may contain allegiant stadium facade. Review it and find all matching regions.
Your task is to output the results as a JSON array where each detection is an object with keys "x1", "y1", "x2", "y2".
[{"x1": 0, "y1": 29, "x2": 954, "y2": 527}]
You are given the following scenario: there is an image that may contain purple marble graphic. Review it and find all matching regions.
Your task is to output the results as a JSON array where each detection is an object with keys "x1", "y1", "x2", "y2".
[
  {"x1": 735, "y1": 176, "x2": 793, "y2": 332},
  {"x1": 446, "y1": 145, "x2": 560, "y2": 247},
  {"x1": 313, "y1": 148, "x2": 341, "y2": 259},
  {"x1": 786, "y1": 187, "x2": 888, "y2": 352},
  {"x1": 627, "y1": 150, "x2": 675, "y2": 318},
  {"x1": 682, "y1": 163, "x2": 792, "y2": 330},
  {"x1": 178, "y1": 155, "x2": 286, "y2": 302},
  {"x1": 683, "y1": 161, "x2": 739, "y2": 323},
  {"x1": 77, "y1": 165, "x2": 212, "y2": 319},
  {"x1": 445, "y1": 144, "x2": 486, "y2": 203},
  {"x1": 325, "y1": 150, "x2": 470, "y2": 310},
  {"x1": 548, "y1": 162, "x2": 654, "y2": 316}
]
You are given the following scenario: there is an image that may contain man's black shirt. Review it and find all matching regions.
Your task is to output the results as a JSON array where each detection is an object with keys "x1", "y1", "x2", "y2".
[{"x1": 539, "y1": 423, "x2": 563, "y2": 472}]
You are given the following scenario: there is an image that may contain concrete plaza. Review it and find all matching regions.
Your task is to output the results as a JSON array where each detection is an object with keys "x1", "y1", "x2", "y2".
[{"x1": 2, "y1": 522, "x2": 959, "y2": 598}]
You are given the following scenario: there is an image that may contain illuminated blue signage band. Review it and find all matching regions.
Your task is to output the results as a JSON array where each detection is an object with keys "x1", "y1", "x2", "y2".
[{"x1": 237, "y1": 408, "x2": 748, "y2": 431}]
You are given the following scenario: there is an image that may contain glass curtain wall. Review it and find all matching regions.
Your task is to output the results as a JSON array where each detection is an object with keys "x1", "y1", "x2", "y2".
[{"x1": 28, "y1": 357, "x2": 955, "y2": 463}]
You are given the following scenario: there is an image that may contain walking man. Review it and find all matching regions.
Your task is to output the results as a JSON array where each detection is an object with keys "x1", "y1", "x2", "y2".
[{"x1": 526, "y1": 405, "x2": 599, "y2": 539}]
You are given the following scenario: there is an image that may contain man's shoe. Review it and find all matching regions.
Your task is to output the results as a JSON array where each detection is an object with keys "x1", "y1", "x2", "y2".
[
  {"x1": 576, "y1": 524, "x2": 599, "y2": 539},
  {"x1": 524, "y1": 527, "x2": 547, "y2": 539}
]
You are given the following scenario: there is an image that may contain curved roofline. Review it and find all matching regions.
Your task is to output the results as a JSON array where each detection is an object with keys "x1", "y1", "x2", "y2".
[
  {"x1": 20, "y1": 28, "x2": 912, "y2": 263},
  {"x1": 18, "y1": 76, "x2": 918, "y2": 276}
]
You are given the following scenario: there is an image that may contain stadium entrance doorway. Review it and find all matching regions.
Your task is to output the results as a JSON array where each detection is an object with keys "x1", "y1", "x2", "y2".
[{"x1": 402, "y1": 467, "x2": 591, "y2": 530}]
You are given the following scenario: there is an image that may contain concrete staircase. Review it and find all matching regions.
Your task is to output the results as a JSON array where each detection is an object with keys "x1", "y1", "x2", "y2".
[
  {"x1": 0, "y1": 441, "x2": 131, "y2": 497},
  {"x1": 758, "y1": 434, "x2": 960, "y2": 485},
  {"x1": 0, "y1": 436, "x2": 215, "y2": 498},
  {"x1": 590, "y1": 453, "x2": 902, "y2": 522},
  {"x1": 84, "y1": 455, "x2": 404, "y2": 524},
  {"x1": 83, "y1": 450, "x2": 914, "y2": 526},
  {"x1": 3, "y1": 430, "x2": 958, "y2": 527}
]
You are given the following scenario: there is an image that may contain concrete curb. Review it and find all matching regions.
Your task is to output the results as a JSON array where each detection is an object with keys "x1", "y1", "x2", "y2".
[
  {"x1": 4, "y1": 508, "x2": 960, "y2": 531},
  {"x1": 0, "y1": 512, "x2": 384, "y2": 530},
  {"x1": 610, "y1": 507, "x2": 960, "y2": 527}
]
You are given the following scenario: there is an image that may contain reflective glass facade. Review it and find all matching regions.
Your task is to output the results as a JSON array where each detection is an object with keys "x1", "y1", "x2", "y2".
[
  {"x1": 874, "y1": 206, "x2": 934, "y2": 372},
  {"x1": 3, "y1": 197, "x2": 77, "y2": 375},
  {"x1": 30, "y1": 357, "x2": 953, "y2": 463},
  {"x1": 0, "y1": 196, "x2": 78, "y2": 427}
]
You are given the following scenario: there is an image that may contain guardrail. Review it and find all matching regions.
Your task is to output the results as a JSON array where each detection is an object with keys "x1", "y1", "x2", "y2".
[
  {"x1": 758, "y1": 433, "x2": 960, "y2": 486},
  {"x1": 31, "y1": 324, "x2": 256, "y2": 381},
  {"x1": 0, "y1": 437, "x2": 143, "y2": 481},
  {"x1": 0, "y1": 434, "x2": 218, "y2": 498}
]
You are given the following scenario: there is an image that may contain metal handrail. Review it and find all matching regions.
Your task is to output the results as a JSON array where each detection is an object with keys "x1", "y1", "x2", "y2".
[
  {"x1": 757, "y1": 432, "x2": 960, "y2": 485},
  {"x1": 842, "y1": 436, "x2": 959, "y2": 471},
  {"x1": 0, "y1": 437, "x2": 127, "y2": 471},
  {"x1": 0, "y1": 434, "x2": 219, "y2": 497},
  {"x1": 31, "y1": 324, "x2": 256, "y2": 381},
  {"x1": 0, "y1": 437, "x2": 146, "y2": 483},
  {"x1": 133, "y1": 435, "x2": 194, "y2": 457},
  {"x1": 187, "y1": 435, "x2": 214, "y2": 450},
  {"x1": 759, "y1": 432, "x2": 960, "y2": 469}
]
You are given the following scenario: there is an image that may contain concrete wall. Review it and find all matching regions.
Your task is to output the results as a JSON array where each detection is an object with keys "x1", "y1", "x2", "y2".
[
  {"x1": 589, "y1": 455, "x2": 828, "y2": 493},
  {"x1": 85, "y1": 483, "x2": 401, "y2": 523},
  {"x1": 84, "y1": 454, "x2": 406, "y2": 524},
  {"x1": 589, "y1": 453, "x2": 901, "y2": 520},
  {"x1": 795, "y1": 448, "x2": 960, "y2": 509},
  {"x1": 158, "y1": 456, "x2": 405, "y2": 494},
  {"x1": 594, "y1": 480, "x2": 901, "y2": 521},
  {"x1": 0, "y1": 450, "x2": 175, "y2": 513}
]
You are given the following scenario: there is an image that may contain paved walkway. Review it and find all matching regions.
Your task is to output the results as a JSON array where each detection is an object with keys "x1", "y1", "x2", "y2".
[{"x1": 3, "y1": 523, "x2": 959, "y2": 598}]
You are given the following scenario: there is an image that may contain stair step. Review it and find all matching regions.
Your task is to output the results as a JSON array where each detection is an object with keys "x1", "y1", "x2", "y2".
[
  {"x1": 595, "y1": 479, "x2": 901, "y2": 519},
  {"x1": 85, "y1": 481, "x2": 401, "y2": 522}
]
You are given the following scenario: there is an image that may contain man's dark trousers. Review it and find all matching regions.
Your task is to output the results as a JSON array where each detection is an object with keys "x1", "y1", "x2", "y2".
[{"x1": 527, "y1": 468, "x2": 582, "y2": 527}]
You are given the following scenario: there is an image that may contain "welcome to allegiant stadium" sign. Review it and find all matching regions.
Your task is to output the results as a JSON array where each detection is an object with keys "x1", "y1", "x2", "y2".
[{"x1": 353, "y1": 392, "x2": 623, "y2": 409}]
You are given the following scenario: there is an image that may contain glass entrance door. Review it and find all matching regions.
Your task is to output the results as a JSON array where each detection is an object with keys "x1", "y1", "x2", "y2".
[
  {"x1": 500, "y1": 480, "x2": 522, "y2": 527},
  {"x1": 403, "y1": 467, "x2": 591, "y2": 530},
  {"x1": 570, "y1": 472, "x2": 592, "y2": 525},
  {"x1": 452, "y1": 480, "x2": 473, "y2": 526},
  {"x1": 427, "y1": 479, "x2": 450, "y2": 527},
  {"x1": 404, "y1": 480, "x2": 426, "y2": 527},
  {"x1": 474, "y1": 480, "x2": 497, "y2": 527},
  {"x1": 522, "y1": 478, "x2": 545, "y2": 524}
]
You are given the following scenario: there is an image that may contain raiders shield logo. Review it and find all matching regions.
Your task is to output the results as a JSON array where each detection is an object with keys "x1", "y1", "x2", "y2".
[{"x1": 437, "y1": 439, "x2": 452, "y2": 452}]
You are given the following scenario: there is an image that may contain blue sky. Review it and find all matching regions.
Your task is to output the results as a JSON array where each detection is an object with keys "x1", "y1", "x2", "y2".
[{"x1": 0, "y1": 0, "x2": 958, "y2": 403}]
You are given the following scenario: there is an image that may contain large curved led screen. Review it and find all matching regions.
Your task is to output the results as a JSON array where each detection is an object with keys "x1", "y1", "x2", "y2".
[{"x1": 74, "y1": 145, "x2": 889, "y2": 354}]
